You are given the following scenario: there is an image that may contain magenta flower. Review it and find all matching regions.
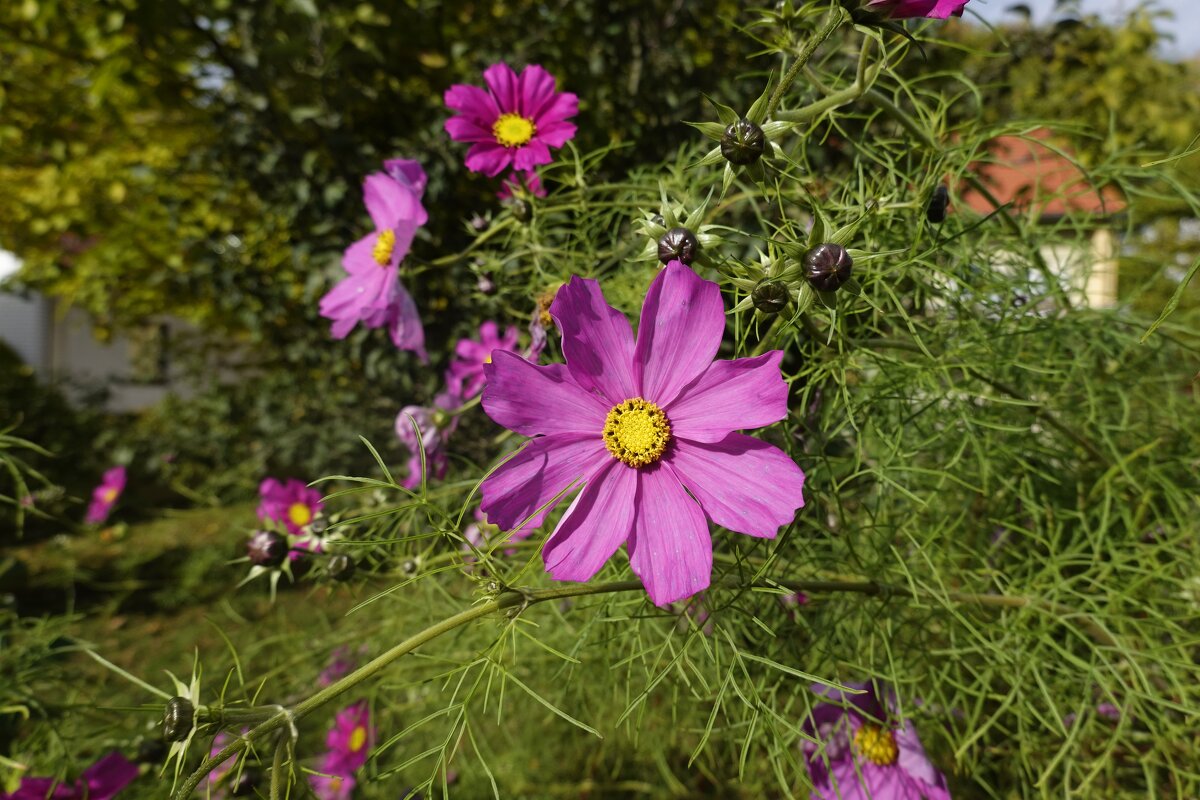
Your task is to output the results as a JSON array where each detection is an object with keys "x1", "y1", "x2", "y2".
[
  {"x1": 5, "y1": 752, "x2": 139, "y2": 800},
  {"x1": 322, "y1": 702, "x2": 373, "y2": 776},
  {"x1": 803, "y1": 682, "x2": 951, "y2": 800},
  {"x1": 444, "y1": 63, "x2": 578, "y2": 176},
  {"x1": 396, "y1": 390, "x2": 459, "y2": 490},
  {"x1": 257, "y1": 478, "x2": 324, "y2": 536},
  {"x1": 498, "y1": 169, "x2": 546, "y2": 200},
  {"x1": 85, "y1": 466, "x2": 126, "y2": 525},
  {"x1": 864, "y1": 0, "x2": 969, "y2": 18},
  {"x1": 319, "y1": 161, "x2": 428, "y2": 359},
  {"x1": 478, "y1": 260, "x2": 806, "y2": 606},
  {"x1": 448, "y1": 321, "x2": 521, "y2": 399}
]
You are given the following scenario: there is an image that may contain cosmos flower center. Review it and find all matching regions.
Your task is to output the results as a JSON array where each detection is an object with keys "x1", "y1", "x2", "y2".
[
  {"x1": 349, "y1": 725, "x2": 367, "y2": 752},
  {"x1": 603, "y1": 398, "x2": 671, "y2": 468},
  {"x1": 853, "y1": 724, "x2": 899, "y2": 766},
  {"x1": 493, "y1": 113, "x2": 536, "y2": 148},
  {"x1": 372, "y1": 228, "x2": 396, "y2": 266},
  {"x1": 101, "y1": 488, "x2": 119, "y2": 503},
  {"x1": 287, "y1": 503, "x2": 313, "y2": 528}
]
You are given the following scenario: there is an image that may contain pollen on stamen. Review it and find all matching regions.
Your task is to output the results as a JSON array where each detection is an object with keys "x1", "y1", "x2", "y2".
[
  {"x1": 852, "y1": 724, "x2": 899, "y2": 766},
  {"x1": 372, "y1": 228, "x2": 396, "y2": 266},
  {"x1": 602, "y1": 398, "x2": 671, "y2": 468},
  {"x1": 492, "y1": 113, "x2": 536, "y2": 148}
]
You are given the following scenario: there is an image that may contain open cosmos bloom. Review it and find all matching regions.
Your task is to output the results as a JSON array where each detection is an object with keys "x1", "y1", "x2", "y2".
[
  {"x1": 319, "y1": 160, "x2": 428, "y2": 359},
  {"x1": 448, "y1": 320, "x2": 521, "y2": 399},
  {"x1": 257, "y1": 478, "x2": 323, "y2": 536},
  {"x1": 85, "y1": 466, "x2": 126, "y2": 525},
  {"x1": 802, "y1": 682, "x2": 951, "y2": 800},
  {"x1": 479, "y1": 261, "x2": 806, "y2": 606},
  {"x1": 4, "y1": 752, "x2": 139, "y2": 800},
  {"x1": 321, "y1": 702, "x2": 373, "y2": 777},
  {"x1": 864, "y1": 0, "x2": 969, "y2": 18},
  {"x1": 444, "y1": 63, "x2": 578, "y2": 176}
]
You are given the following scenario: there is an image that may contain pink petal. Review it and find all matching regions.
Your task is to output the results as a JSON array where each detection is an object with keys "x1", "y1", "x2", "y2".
[
  {"x1": 482, "y1": 352, "x2": 609, "y2": 436},
  {"x1": 626, "y1": 463, "x2": 712, "y2": 606},
  {"x1": 517, "y1": 64, "x2": 559, "y2": 118},
  {"x1": 341, "y1": 234, "x2": 379, "y2": 275},
  {"x1": 445, "y1": 115, "x2": 496, "y2": 143},
  {"x1": 634, "y1": 260, "x2": 725, "y2": 406},
  {"x1": 483, "y1": 62, "x2": 520, "y2": 113},
  {"x1": 549, "y1": 275, "x2": 637, "y2": 404},
  {"x1": 536, "y1": 120, "x2": 577, "y2": 148},
  {"x1": 543, "y1": 460, "x2": 637, "y2": 582},
  {"x1": 388, "y1": 282, "x2": 426, "y2": 361},
  {"x1": 444, "y1": 83, "x2": 499, "y2": 121},
  {"x1": 363, "y1": 172, "x2": 426, "y2": 229},
  {"x1": 383, "y1": 158, "x2": 427, "y2": 196},
  {"x1": 666, "y1": 351, "x2": 789, "y2": 442},
  {"x1": 513, "y1": 139, "x2": 552, "y2": 170},
  {"x1": 465, "y1": 142, "x2": 514, "y2": 176},
  {"x1": 534, "y1": 92, "x2": 579, "y2": 126},
  {"x1": 480, "y1": 434, "x2": 609, "y2": 533},
  {"x1": 668, "y1": 435, "x2": 805, "y2": 537}
]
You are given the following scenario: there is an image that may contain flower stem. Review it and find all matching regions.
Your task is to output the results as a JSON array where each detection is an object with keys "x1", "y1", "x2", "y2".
[{"x1": 766, "y1": 10, "x2": 847, "y2": 118}]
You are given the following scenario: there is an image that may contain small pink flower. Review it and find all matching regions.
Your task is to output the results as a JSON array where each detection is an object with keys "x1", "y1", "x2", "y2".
[
  {"x1": 85, "y1": 466, "x2": 126, "y2": 525},
  {"x1": 319, "y1": 160, "x2": 428, "y2": 360},
  {"x1": 498, "y1": 169, "x2": 546, "y2": 199},
  {"x1": 257, "y1": 478, "x2": 324, "y2": 536},
  {"x1": 7, "y1": 752, "x2": 139, "y2": 800},
  {"x1": 448, "y1": 321, "x2": 521, "y2": 399},
  {"x1": 444, "y1": 63, "x2": 578, "y2": 177},
  {"x1": 864, "y1": 0, "x2": 969, "y2": 19},
  {"x1": 479, "y1": 261, "x2": 806, "y2": 606},
  {"x1": 396, "y1": 390, "x2": 459, "y2": 489},
  {"x1": 322, "y1": 702, "x2": 373, "y2": 776}
]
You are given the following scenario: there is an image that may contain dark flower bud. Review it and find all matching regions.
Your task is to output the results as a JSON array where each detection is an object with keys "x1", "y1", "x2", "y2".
[
  {"x1": 401, "y1": 559, "x2": 418, "y2": 576},
  {"x1": 657, "y1": 227, "x2": 700, "y2": 265},
  {"x1": 163, "y1": 696, "x2": 194, "y2": 742},
  {"x1": 136, "y1": 737, "x2": 167, "y2": 763},
  {"x1": 247, "y1": 530, "x2": 288, "y2": 568},
  {"x1": 327, "y1": 553, "x2": 356, "y2": 581},
  {"x1": 309, "y1": 516, "x2": 329, "y2": 536},
  {"x1": 650, "y1": 214, "x2": 665, "y2": 227},
  {"x1": 926, "y1": 184, "x2": 949, "y2": 224},
  {"x1": 752, "y1": 280, "x2": 790, "y2": 314},
  {"x1": 804, "y1": 243, "x2": 853, "y2": 292},
  {"x1": 720, "y1": 118, "x2": 766, "y2": 165}
]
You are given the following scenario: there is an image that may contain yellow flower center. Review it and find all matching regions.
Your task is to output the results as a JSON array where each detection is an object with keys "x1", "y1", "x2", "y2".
[
  {"x1": 603, "y1": 398, "x2": 671, "y2": 468},
  {"x1": 287, "y1": 502, "x2": 312, "y2": 528},
  {"x1": 349, "y1": 725, "x2": 367, "y2": 752},
  {"x1": 853, "y1": 724, "x2": 899, "y2": 766},
  {"x1": 101, "y1": 488, "x2": 118, "y2": 503},
  {"x1": 492, "y1": 113, "x2": 536, "y2": 148},
  {"x1": 372, "y1": 228, "x2": 396, "y2": 266}
]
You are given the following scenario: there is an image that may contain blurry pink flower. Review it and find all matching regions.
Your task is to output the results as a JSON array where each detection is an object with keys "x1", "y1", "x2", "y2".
[
  {"x1": 322, "y1": 702, "x2": 373, "y2": 776},
  {"x1": 257, "y1": 478, "x2": 324, "y2": 536},
  {"x1": 448, "y1": 321, "x2": 520, "y2": 399},
  {"x1": 479, "y1": 261, "x2": 806, "y2": 606},
  {"x1": 444, "y1": 63, "x2": 578, "y2": 176},
  {"x1": 85, "y1": 466, "x2": 126, "y2": 525},
  {"x1": 319, "y1": 161, "x2": 428, "y2": 360},
  {"x1": 308, "y1": 772, "x2": 355, "y2": 800},
  {"x1": 781, "y1": 591, "x2": 809, "y2": 620},
  {"x1": 498, "y1": 169, "x2": 546, "y2": 200},
  {"x1": 6, "y1": 752, "x2": 139, "y2": 800},
  {"x1": 396, "y1": 390, "x2": 459, "y2": 489},
  {"x1": 864, "y1": 0, "x2": 969, "y2": 18}
]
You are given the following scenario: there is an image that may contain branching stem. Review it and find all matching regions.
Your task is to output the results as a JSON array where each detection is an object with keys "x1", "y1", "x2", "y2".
[{"x1": 767, "y1": 11, "x2": 847, "y2": 117}]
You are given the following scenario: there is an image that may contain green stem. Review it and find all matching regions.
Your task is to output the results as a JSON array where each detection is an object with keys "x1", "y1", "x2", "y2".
[
  {"x1": 774, "y1": 32, "x2": 880, "y2": 124},
  {"x1": 766, "y1": 10, "x2": 847, "y2": 117},
  {"x1": 270, "y1": 737, "x2": 286, "y2": 800}
]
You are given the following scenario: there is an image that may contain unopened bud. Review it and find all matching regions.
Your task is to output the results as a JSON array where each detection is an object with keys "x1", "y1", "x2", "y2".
[
  {"x1": 247, "y1": 530, "x2": 288, "y2": 568},
  {"x1": 926, "y1": 184, "x2": 949, "y2": 224},
  {"x1": 720, "y1": 119, "x2": 766, "y2": 165},
  {"x1": 804, "y1": 243, "x2": 853, "y2": 292},
  {"x1": 657, "y1": 227, "x2": 700, "y2": 265},
  {"x1": 752, "y1": 280, "x2": 790, "y2": 313},
  {"x1": 309, "y1": 516, "x2": 329, "y2": 536},
  {"x1": 162, "y1": 696, "x2": 194, "y2": 742},
  {"x1": 327, "y1": 554, "x2": 356, "y2": 582}
]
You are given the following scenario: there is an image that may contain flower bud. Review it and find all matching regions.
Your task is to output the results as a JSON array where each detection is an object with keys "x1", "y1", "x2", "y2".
[
  {"x1": 752, "y1": 280, "x2": 790, "y2": 313},
  {"x1": 657, "y1": 227, "x2": 700, "y2": 265},
  {"x1": 247, "y1": 530, "x2": 288, "y2": 568},
  {"x1": 720, "y1": 119, "x2": 766, "y2": 165},
  {"x1": 327, "y1": 553, "x2": 356, "y2": 582},
  {"x1": 650, "y1": 214, "x2": 665, "y2": 227},
  {"x1": 135, "y1": 737, "x2": 167, "y2": 763},
  {"x1": 309, "y1": 516, "x2": 329, "y2": 536},
  {"x1": 804, "y1": 243, "x2": 853, "y2": 292},
  {"x1": 926, "y1": 184, "x2": 949, "y2": 223},
  {"x1": 162, "y1": 696, "x2": 194, "y2": 742}
]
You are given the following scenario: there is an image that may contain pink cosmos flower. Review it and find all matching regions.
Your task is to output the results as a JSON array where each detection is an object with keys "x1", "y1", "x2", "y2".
[
  {"x1": 396, "y1": 390, "x2": 459, "y2": 489},
  {"x1": 448, "y1": 321, "x2": 521, "y2": 399},
  {"x1": 803, "y1": 682, "x2": 950, "y2": 800},
  {"x1": 319, "y1": 160, "x2": 428, "y2": 359},
  {"x1": 322, "y1": 702, "x2": 373, "y2": 776},
  {"x1": 85, "y1": 466, "x2": 126, "y2": 525},
  {"x1": 478, "y1": 260, "x2": 806, "y2": 606},
  {"x1": 5, "y1": 752, "x2": 139, "y2": 800},
  {"x1": 498, "y1": 169, "x2": 546, "y2": 200},
  {"x1": 257, "y1": 478, "x2": 324, "y2": 536},
  {"x1": 309, "y1": 773, "x2": 355, "y2": 800},
  {"x1": 864, "y1": 0, "x2": 969, "y2": 19},
  {"x1": 444, "y1": 63, "x2": 578, "y2": 177}
]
